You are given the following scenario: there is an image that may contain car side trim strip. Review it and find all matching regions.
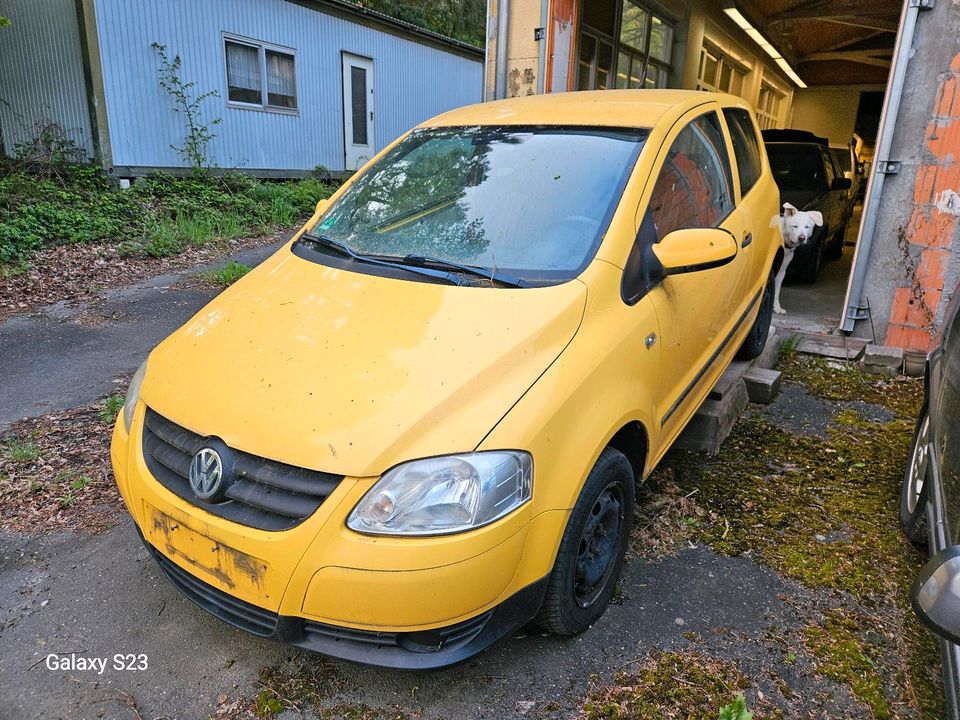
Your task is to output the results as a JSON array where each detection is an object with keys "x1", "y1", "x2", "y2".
[{"x1": 660, "y1": 286, "x2": 763, "y2": 428}]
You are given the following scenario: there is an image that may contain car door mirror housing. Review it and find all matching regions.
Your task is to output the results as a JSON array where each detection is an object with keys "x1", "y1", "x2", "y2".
[
  {"x1": 831, "y1": 177, "x2": 852, "y2": 191},
  {"x1": 651, "y1": 228, "x2": 738, "y2": 276},
  {"x1": 315, "y1": 198, "x2": 331, "y2": 215},
  {"x1": 912, "y1": 545, "x2": 960, "y2": 645}
]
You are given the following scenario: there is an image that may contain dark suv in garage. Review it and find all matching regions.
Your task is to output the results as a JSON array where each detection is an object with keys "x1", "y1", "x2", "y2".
[{"x1": 763, "y1": 129, "x2": 853, "y2": 282}]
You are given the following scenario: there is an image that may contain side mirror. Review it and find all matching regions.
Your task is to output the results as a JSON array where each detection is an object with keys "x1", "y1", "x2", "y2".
[
  {"x1": 912, "y1": 546, "x2": 960, "y2": 644},
  {"x1": 651, "y1": 228, "x2": 738, "y2": 276},
  {"x1": 832, "y1": 177, "x2": 852, "y2": 191},
  {"x1": 315, "y1": 198, "x2": 331, "y2": 215}
]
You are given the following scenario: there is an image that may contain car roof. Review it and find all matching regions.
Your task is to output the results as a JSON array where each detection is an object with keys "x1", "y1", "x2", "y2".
[{"x1": 421, "y1": 89, "x2": 746, "y2": 130}]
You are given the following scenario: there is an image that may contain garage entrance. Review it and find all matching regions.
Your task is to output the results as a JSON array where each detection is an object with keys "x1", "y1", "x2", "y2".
[{"x1": 743, "y1": 1, "x2": 901, "y2": 336}]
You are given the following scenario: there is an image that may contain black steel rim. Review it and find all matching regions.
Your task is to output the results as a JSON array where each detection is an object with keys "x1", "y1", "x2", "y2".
[{"x1": 574, "y1": 482, "x2": 623, "y2": 608}]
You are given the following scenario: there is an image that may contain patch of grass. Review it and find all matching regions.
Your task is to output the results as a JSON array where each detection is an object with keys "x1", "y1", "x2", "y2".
[
  {"x1": 778, "y1": 334, "x2": 802, "y2": 360},
  {"x1": 2, "y1": 436, "x2": 40, "y2": 465},
  {"x1": 99, "y1": 393, "x2": 124, "y2": 424},
  {"x1": 199, "y1": 260, "x2": 250, "y2": 289},
  {"x1": 70, "y1": 474, "x2": 92, "y2": 491},
  {"x1": 580, "y1": 649, "x2": 775, "y2": 720}
]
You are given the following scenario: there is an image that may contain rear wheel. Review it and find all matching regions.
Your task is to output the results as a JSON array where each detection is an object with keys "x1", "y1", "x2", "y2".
[
  {"x1": 536, "y1": 447, "x2": 634, "y2": 635},
  {"x1": 900, "y1": 408, "x2": 932, "y2": 545},
  {"x1": 736, "y1": 272, "x2": 774, "y2": 360}
]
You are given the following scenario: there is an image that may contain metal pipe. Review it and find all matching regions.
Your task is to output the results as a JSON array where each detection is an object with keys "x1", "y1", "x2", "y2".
[
  {"x1": 840, "y1": 0, "x2": 922, "y2": 333},
  {"x1": 494, "y1": 0, "x2": 510, "y2": 100},
  {"x1": 483, "y1": 0, "x2": 492, "y2": 101},
  {"x1": 537, "y1": 0, "x2": 549, "y2": 94}
]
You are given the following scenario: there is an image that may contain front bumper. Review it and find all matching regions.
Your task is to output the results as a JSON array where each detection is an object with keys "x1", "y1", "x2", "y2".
[
  {"x1": 138, "y1": 525, "x2": 546, "y2": 669},
  {"x1": 113, "y1": 405, "x2": 558, "y2": 668}
]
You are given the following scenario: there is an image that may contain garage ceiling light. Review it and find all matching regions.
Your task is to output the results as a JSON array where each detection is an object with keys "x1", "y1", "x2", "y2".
[{"x1": 724, "y1": 5, "x2": 807, "y2": 88}]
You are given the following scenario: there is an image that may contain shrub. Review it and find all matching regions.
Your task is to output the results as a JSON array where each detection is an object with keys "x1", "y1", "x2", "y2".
[{"x1": 0, "y1": 164, "x2": 336, "y2": 267}]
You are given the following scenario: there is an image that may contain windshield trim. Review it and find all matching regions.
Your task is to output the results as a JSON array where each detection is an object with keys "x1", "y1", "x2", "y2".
[{"x1": 295, "y1": 124, "x2": 650, "y2": 288}]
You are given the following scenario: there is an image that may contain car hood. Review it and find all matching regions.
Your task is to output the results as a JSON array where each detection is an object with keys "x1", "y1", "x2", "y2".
[{"x1": 141, "y1": 248, "x2": 587, "y2": 477}]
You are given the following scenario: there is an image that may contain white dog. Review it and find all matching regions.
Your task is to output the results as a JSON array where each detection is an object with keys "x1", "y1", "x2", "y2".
[{"x1": 773, "y1": 202, "x2": 823, "y2": 314}]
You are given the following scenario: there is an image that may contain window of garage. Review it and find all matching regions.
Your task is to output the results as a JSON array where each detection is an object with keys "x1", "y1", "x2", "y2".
[{"x1": 576, "y1": 0, "x2": 673, "y2": 91}]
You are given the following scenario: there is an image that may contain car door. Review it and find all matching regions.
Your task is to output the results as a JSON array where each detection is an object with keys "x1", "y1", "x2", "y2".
[
  {"x1": 819, "y1": 146, "x2": 844, "y2": 236},
  {"x1": 722, "y1": 106, "x2": 769, "y2": 293},
  {"x1": 639, "y1": 107, "x2": 752, "y2": 454}
]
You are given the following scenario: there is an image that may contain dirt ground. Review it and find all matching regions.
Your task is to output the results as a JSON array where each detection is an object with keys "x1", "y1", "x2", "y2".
[{"x1": 0, "y1": 248, "x2": 943, "y2": 720}]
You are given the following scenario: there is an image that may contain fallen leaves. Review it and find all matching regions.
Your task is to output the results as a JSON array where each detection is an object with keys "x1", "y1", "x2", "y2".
[
  {"x1": 0, "y1": 400, "x2": 123, "y2": 533},
  {"x1": 0, "y1": 232, "x2": 283, "y2": 322}
]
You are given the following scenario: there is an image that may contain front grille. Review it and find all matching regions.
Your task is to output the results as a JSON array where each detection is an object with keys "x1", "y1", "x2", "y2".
[
  {"x1": 149, "y1": 543, "x2": 279, "y2": 637},
  {"x1": 141, "y1": 407, "x2": 343, "y2": 531}
]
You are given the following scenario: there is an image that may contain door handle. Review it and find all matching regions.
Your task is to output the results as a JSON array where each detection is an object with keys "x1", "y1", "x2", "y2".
[{"x1": 741, "y1": 232, "x2": 753, "y2": 248}]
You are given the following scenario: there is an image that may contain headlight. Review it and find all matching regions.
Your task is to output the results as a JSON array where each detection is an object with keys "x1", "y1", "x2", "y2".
[
  {"x1": 347, "y1": 451, "x2": 533, "y2": 536},
  {"x1": 122, "y1": 360, "x2": 147, "y2": 432}
]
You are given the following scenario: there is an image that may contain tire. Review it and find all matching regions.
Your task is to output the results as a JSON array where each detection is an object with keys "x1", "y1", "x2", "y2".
[
  {"x1": 900, "y1": 407, "x2": 932, "y2": 545},
  {"x1": 796, "y1": 235, "x2": 823, "y2": 284},
  {"x1": 736, "y1": 272, "x2": 775, "y2": 360},
  {"x1": 825, "y1": 223, "x2": 847, "y2": 261},
  {"x1": 535, "y1": 447, "x2": 635, "y2": 635}
]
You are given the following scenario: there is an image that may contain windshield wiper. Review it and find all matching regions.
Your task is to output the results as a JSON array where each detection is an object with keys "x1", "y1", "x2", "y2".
[
  {"x1": 399, "y1": 254, "x2": 528, "y2": 288},
  {"x1": 299, "y1": 233, "x2": 464, "y2": 286}
]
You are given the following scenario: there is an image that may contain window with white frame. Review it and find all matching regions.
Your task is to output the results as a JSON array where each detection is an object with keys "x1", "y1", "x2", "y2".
[
  {"x1": 696, "y1": 46, "x2": 746, "y2": 97},
  {"x1": 225, "y1": 36, "x2": 297, "y2": 111},
  {"x1": 756, "y1": 81, "x2": 786, "y2": 129}
]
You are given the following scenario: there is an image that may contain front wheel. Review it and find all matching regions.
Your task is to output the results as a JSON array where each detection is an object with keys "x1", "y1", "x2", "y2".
[
  {"x1": 535, "y1": 447, "x2": 635, "y2": 635},
  {"x1": 736, "y1": 272, "x2": 774, "y2": 360},
  {"x1": 796, "y1": 237, "x2": 824, "y2": 283},
  {"x1": 900, "y1": 407, "x2": 932, "y2": 544}
]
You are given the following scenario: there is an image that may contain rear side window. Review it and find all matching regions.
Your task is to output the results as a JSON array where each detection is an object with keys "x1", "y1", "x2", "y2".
[
  {"x1": 820, "y1": 147, "x2": 836, "y2": 184},
  {"x1": 723, "y1": 108, "x2": 763, "y2": 196},
  {"x1": 648, "y1": 112, "x2": 734, "y2": 238},
  {"x1": 766, "y1": 144, "x2": 827, "y2": 191}
]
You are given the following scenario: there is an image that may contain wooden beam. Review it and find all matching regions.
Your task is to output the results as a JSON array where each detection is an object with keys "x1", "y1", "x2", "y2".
[
  {"x1": 781, "y1": 15, "x2": 899, "y2": 32},
  {"x1": 815, "y1": 30, "x2": 887, "y2": 53},
  {"x1": 798, "y1": 52, "x2": 892, "y2": 68},
  {"x1": 803, "y1": 48, "x2": 893, "y2": 61}
]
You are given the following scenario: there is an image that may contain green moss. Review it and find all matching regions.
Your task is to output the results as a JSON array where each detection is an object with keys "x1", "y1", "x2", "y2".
[
  {"x1": 251, "y1": 659, "x2": 414, "y2": 720},
  {"x1": 804, "y1": 609, "x2": 890, "y2": 718},
  {"x1": 776, "y1": 355, "x2": 923, "y2": 420},
  {"x1": 645, "y1": 355, "x2": 940, "y2": 719},
  {"x1": 580, "y1": 650, "x2": 777, "y2": 720}
]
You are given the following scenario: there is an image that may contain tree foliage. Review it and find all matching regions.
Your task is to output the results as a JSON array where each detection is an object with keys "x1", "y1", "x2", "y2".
[{"x1": 352, "y1": 0, "x2": 486, "y2": 47}]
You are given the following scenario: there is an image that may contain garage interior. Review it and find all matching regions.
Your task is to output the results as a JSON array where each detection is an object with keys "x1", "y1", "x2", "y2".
[{"x1": 737, "y1": 0, "x2": 902, "y2": 335}]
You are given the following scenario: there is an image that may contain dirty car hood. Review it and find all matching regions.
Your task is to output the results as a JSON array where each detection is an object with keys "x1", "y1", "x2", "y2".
[{"x1": 141, "y1": 249, "x2": 586, "y2": 477}]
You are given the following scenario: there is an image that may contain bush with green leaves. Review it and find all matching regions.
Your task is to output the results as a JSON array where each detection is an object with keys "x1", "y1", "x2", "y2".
[{"x1": 0, "y1": 165, "x2": 335, "y2": 266}]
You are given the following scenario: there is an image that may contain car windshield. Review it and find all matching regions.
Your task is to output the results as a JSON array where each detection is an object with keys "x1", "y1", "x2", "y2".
[
  {"x1": 766, "y1": 143, "x2": 826, "y2": 191},
  {"x1": 308, "y1": 125, "x2": 648, "y2": 284}
]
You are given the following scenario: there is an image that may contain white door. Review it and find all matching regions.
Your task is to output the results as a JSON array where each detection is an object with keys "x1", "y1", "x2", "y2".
[{"x1": 342, "y1": 53, "x2": 374, "y2": 171}]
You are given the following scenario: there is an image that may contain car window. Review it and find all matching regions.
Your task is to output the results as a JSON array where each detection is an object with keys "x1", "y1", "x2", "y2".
[
  {"x1": 723, "y1": 108, "x2": 763, "y2": 197},
  {"x1": 832, "y1": 148, "x2": 852, "y2": 174},
  {"x1": 821, "y1": 147, "x2": 836, "y2": 185},
  {"x1": 765, "y1": 143, "x2": 826, "y2": 191},
  {"x1": 648, "y1": 112, "x2": 735, "y2": 239},
  {"x1": 312, "y1": 125, "x2": 648, "y2": 283}
]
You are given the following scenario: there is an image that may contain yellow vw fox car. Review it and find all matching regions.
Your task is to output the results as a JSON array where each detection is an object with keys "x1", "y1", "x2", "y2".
[{"x1": 111, "y1": 90, "x2": 783, "y2": 668}]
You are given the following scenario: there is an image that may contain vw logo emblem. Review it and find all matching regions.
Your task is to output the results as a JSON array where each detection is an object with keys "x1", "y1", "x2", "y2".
[{"x1": 189, "y1": 447, "x2": 224, "y2": 500}]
